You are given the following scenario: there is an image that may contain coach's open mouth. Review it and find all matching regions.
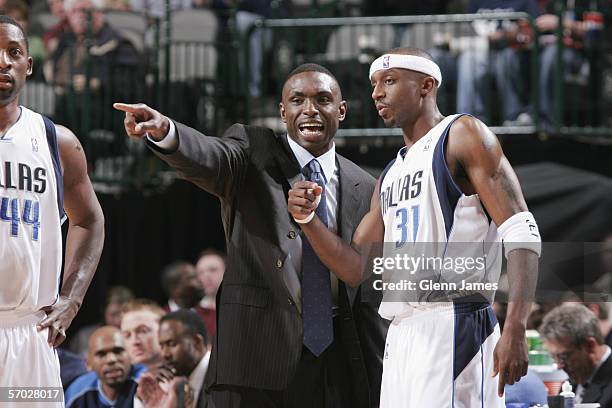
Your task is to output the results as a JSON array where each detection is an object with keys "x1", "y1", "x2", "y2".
[{"x1": 298, "y1": 122, "x2": 324, "y2": 137}]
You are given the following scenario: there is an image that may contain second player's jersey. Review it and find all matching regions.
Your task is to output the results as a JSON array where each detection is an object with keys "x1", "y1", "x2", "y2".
[
  {"x1": 0, "y1": 106, "x2": 64, "y2": 317},
  {"x1": 378, "y1": 114, "x2": 502, "y2": 320}
]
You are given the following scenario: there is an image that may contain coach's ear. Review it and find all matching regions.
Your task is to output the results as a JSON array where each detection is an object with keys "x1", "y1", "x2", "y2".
[
  {"x1": 338, "y1": 100, "x2": 347, "y2": 122},
  {"x1": 279, "y1": 102, "x2": 286, "y2": 123}
]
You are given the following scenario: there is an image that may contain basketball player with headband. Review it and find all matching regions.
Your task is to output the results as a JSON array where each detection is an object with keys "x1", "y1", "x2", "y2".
[{"x1": 288, "y1": 48, "x2": 541, "y2": 407}]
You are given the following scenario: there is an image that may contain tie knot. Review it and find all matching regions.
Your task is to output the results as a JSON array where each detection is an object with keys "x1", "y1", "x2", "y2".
[{"x1": 306, "y1": 159, "x2": 326, "y2": 183}]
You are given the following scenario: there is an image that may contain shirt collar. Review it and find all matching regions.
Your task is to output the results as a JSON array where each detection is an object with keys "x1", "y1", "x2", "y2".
[
  {"x1": 286, "y1": 135, "x2": 336, "y2": 183},
  {"x1": 189, "y1": 351, "x2": 210, "y2": 403}
]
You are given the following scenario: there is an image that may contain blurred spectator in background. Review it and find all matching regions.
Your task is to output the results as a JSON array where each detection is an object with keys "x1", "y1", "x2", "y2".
[
  {"x1": 3, "y1": 0, "x2": 46, "y2": 78},
  {"x1": 540, "y1": 303, "x2": 612, "y2": 406},
  {"x1": 535, "y1": 0, "x2": 610, "y2": 127},
  {"x1": 212, "y1": 0, "x2": 288, "y2": 97},
  {"x1": 42, "y1": 0, "x2": 70, "y2": 79},
  {"x1": 194, "y1": 249, "x2": 224, "y2": 338},
  {"x1": 138, "y1": 310, "x2": 210, "y2": 408},
  {"x1": 161, "y1": 261, "x2": 218, "y2": 338},
  {"x1": 121, "y1": 299, "x2": 165, "y2": 370},
  {"x1": 48, "y1": 0, "x2": 140, "y2": 124},
  {"x1": 65, "y1": 326, "x2": 146, "y2": 407},
  {"x1": 453, "y1": 0, "x2": 540, "y2": 126},
  {"x1": 161, "y1": 261, "x2": 204, "y2": 311},
  {"x1": 70, "y1": 285, "x2": 134, "y2": 356}
]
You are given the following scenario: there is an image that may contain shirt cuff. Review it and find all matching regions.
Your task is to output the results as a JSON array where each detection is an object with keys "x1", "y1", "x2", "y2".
[{"x1": 146, "y1": 120, "x2": 178, "y2": 151}]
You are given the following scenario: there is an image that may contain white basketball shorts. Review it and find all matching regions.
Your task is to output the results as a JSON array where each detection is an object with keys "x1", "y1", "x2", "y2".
[
  {"x1": 380, "y1": 302, "x2": 505, "y2": 408},
  {"x1": 0, "y1": 311, "x2": 63, "y2": 407}
]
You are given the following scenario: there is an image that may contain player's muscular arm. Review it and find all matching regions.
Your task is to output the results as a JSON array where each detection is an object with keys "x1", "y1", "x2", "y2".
[
  {"x1": 448, "y1": 116, "x2": 538, "y2": 396},
  {"x1": 288, "y1": 180, "x2": 384, "y2": 287},
  {"x1": 37, "y1": 125, "x2": 104, "y2": 347}
]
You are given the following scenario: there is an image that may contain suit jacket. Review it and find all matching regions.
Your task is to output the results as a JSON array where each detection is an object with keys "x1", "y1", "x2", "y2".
[
  {"x1": 148, "y1": 122, "x2": 387, "y2": 407},
  {"x1": 580, "y1": 352, "x2": 612, "y2": 408}
]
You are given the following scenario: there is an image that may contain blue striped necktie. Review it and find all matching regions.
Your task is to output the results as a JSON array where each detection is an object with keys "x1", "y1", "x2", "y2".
[{"x1": 301, "y1": 158, "x2": 333, "y2": 357}]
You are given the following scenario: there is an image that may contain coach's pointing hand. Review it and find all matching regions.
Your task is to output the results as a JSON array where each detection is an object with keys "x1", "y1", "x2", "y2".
[{"x1": 113, "y1": 102, "x2": 170, "y2": 141}]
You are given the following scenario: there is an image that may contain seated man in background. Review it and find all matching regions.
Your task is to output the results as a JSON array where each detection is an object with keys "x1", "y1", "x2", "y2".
[
  {"x1": 138, "y1": 310, "x2": 210, "y2": 408},
  {"x1": 65, "y1": 326, "x2": 146, "y2": 407},
  {"x1": 540, "y1": 303, "x2": 612, "y2": 407},
  {"x1": 121, "y1": 299, "x2": 165, "y2": 370}
]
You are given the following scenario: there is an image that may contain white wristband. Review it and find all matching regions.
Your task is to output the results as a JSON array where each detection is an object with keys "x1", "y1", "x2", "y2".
[
  {"x1": 292, "y1": 192, "x2": 321, "y2": 225},
  {"x1": 293, "y1": 212, "x2": 315, "y2": 224}
]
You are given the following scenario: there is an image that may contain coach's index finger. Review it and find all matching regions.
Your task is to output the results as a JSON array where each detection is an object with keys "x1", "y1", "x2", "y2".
[{"x1": 113, "y1": 102, "x2": 152, "y2": 116}]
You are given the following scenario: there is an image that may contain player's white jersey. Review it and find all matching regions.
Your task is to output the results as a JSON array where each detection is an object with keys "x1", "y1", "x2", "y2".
[
  {"x1": 0, "y1": 106, "x2": 64, "y2": 317},
  {"x1": 378, "y1": 114, "x2": 502, "y2": 320}
]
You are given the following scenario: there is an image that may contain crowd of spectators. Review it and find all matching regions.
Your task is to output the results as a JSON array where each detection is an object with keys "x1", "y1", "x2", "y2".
[
  {"x1": 57, "y1": 248, "x2": 223, "y2": 407},
  {"x1": 2, "y1": 0, "x2": 608, "y2": 131}
]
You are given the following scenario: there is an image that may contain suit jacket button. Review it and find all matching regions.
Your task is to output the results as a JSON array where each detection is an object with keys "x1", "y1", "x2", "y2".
[
  {"x1": 276, "y1": 258, "x2": 283, "y2": 268},
  {"x1": 288, "y1": 298, "x2": 294, "y2": 305},
  {"x1": 288, "y1": 230, "x2": 296, "y2": 239}
]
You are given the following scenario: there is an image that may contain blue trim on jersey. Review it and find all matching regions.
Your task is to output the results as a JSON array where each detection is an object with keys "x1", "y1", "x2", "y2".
[
  {"x1": 432, "y1": 115, "x2": 464, "y2": 238},
  {"x1": 42, "y1": 116, "x2": 65, "y2": 223},
  {"x1": 452, "y1": 302, "x2": 496, "y2": 381},
  {"x1": 379, "y1": 158, "x2": 397, "y2": 188}
]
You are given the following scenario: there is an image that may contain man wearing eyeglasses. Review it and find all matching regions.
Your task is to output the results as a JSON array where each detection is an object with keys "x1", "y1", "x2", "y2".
[{"x1": 539, "y1": 303, "x2": 612, "y2": 407}]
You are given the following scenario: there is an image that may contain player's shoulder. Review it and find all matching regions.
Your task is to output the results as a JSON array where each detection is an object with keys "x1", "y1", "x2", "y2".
[
  {"x1": 449, "y1": 114, "x2": 496, "y2": 139},
  {"x1": 447, "y1": 114, "x2": 499, "y2": 152}
]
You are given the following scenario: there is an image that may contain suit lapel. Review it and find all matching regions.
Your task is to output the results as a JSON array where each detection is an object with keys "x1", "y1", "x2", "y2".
[
  {"x1": 337, "y1": 156, "x2": 361, "y2": 306},
  {"x1": 337, "y1": 156, "x2": 360, "y2": 242},
  {"x1": 275, "y1": 133, "x2": 303, "y2": 188}
]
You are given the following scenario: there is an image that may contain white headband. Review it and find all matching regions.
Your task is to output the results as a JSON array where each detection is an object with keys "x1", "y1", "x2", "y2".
[{"x1": 369, "y1": 54, "x2": 443, "y2": 87}]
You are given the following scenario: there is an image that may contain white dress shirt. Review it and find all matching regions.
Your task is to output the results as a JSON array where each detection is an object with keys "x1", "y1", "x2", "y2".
[{"x1": 189, "y1": 350, "x2": 211, "y2": 404}]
